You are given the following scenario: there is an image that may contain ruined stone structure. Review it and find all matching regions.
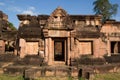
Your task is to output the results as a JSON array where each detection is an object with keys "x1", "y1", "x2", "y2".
[
  {"x1": 16, "y1": 7, "x2": 120, "y2": 65},
  {"x1": 0, "y1": 11, "x2": 17, "y2": 54}
]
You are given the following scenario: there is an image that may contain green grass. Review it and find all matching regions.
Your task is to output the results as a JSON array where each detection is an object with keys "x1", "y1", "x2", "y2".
[
  {"x1": 1, "y1": 73, "x2": 120, "y2": 80},
  {"x1": 0, "y1": 75, "x2": 77, "y2": 80},
  {"x1": 93, "y1": 72, "x2": 120, "y2": 80},
  {"x1": 36, "y1": 76, "x2": 85, "y2": 80},
  {"x1": 0, "y1": 74, "x2": 24, "y2": 80}
]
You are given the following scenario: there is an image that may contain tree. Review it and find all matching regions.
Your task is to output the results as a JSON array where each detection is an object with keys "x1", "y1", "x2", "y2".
[
  {"x1": 8, "y1": 22, "x2": 17, "y2": 30},
  {"x1": 93, "y1": 0, "x2": 118, "y2": 22}
]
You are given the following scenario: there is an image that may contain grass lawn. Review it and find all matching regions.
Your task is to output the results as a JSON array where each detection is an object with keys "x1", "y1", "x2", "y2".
[
  {"x1": 0, "y1": 73, "x2": 120, "y2": 80},
  {"x1": 0, "y1": 75, "x2": 78, "y2": 80},
  {"x1": 0, "y1": 74, "x2": 84, "y2": 80},
  {"x1": 93, "y1": 72, "x2": 120, "y2": 80},
  {"x1": 0, "y1": 74, "x2": 24, "y2": 80}
]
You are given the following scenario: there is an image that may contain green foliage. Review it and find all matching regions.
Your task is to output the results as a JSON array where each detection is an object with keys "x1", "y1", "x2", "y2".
[
  {"x1": 93, "y1": 72, "x2": 120, "y2": 80},
  {"x1": 78, "y1": 77, "x2": 85, "y2": 80},
  {"x1": 93, "y1": 0, "x2": 118, "y2": 22},
  {"x1": 68, "y1": 76, "x2": 73, "y2": 80},
  {"x1": 8, "y1": 22, "x2": 17, "y2": 30},
  {"x1": 0, "y1": 74, "x2": 24, "y2": 80},
  {"x1": 31, "y1": 76, "x2": 80, "y2": 80}
]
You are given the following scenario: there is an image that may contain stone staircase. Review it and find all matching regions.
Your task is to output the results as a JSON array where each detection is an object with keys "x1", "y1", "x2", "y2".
[{"x1": 53, "y1": 61, "x2": 66, "y2": 66}]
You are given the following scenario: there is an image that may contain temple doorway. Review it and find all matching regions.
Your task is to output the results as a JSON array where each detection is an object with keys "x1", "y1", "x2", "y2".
[{"x1": 54, "y1": 39, "x2": 66, "y2": 61}]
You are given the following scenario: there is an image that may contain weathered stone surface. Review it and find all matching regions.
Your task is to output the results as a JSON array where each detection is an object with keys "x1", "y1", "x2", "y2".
[
  {"x1": 14, "y1": 55, "x2": 45, "y2": 66},
  {"x1": 25, "y1": 68, "x2": 42, "y2": 79},
  {"x1": 3, "y1": 66, "x2": 28, "y2": 75},
  {"x1": 0, "y1": 40, "x2": 5, "y2": 54},
  {"x1": 0, "y1": 53, "x2": 17, "y2": 62},
  {"x1": 15, "y1": 7, "x2": 120, "y2": 66},
  {"x1": 0, "y1": 11, "x2": 17, "y2": 54}
]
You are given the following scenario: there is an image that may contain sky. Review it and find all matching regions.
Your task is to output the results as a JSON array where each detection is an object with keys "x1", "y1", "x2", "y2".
[{"x1": 0, "y1": 0, "x2": 120, "y2": 29}]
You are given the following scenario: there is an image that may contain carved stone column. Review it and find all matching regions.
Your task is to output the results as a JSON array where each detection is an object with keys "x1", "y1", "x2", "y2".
[
  {"x1": 0, "y1": 40, "x2": 5, "y2": 54},
  {"x1": 14, "y1": 49, "x2": 17, "y2": 55},
  {"x1": 67, "y1": 37, "x2": 70, "y2": 65},
  {"x1": 107, "y1": 40, "x2": 111, "y2": 56},
  {"x1": 43, "y1": 28, "x2": 49, "y2": 62},
  {"x1": 45, "y1": 38, "x2": 49, "y2": 62},
  {"x1": 70, "y1": 37, "x2": 74, "y2": 58},
  {"x1": 107, "y1": 34, "x2": 111, "y2": 56},
  {"x1": 70, "y1": 30, "x2": 76, "y2": 60},
  {"x1": 48, "y1": 38, "x2": 53, "y2": 65},
  {"x1": 19, "y1": 39, "x2": 26, "y2": 58}
]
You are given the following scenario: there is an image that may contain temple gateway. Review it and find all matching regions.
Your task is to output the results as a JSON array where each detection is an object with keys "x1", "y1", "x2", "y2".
[{"x1": 14, "y1": 7, "x2": 120, "y2": 65}]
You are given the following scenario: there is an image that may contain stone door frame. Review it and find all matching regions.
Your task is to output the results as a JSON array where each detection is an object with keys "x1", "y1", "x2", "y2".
[
  {"x1": 44, "y1": 37, "x2": 71, "y2": 65},
  {"x1": 53, "y1": 38, "x2": 67, "y2": 64}
]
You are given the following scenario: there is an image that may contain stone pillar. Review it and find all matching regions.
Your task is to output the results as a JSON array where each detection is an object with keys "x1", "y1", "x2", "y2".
[
  {"x1": 93, "y1": 39, "x2": 99, "y2": 57},
  {"x1": 86, "y1": 17, "x2": 90, "y2": 25},
  {"x1": 91, "y1": 20, "x2": 95, "y2": 25},
  {"x1": 70, "y1": 37, "x2": 74, "y2": 59},
  {"x1": 70, "y1": 37, "x2": 74, "y2": 51},
  {"x1": 45, "y1": 38, "x2": 49, "y2": 62},
  {"x1": 19, "y1": 39, "x2": 26, "y2": 58},
  {"x1": 67, "y1": 37, "x2": 71, "y2": 65},
  {"x1": 0, "y1": 40, "x2": 5, "y2": 54},
  {"x1": 14, "y1": 49, "x2": 17, "y2": 55},
  {"x1": 107, "y1": 39, "x2": 111, "y2": 56},
  {"x1": 38, "y1": 39, "x2": 44, "y2": 57},
  {"x1": 20, "y1": 46, "x2": 26, "y2": 58},
  {"x1": 48, "y1": 38, "x2": 53, "y2": 65},
  {"x1": 95, "y1": 19, "x2": 99, "y2": 25},
  {"x1": 70, "y1": 30, "x2": 76, "y2": 59}
]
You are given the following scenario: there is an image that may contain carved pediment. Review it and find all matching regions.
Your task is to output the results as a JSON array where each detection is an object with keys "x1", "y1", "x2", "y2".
[{"x1": 46, "y1": 7, "x2": 73, "y2": 29}]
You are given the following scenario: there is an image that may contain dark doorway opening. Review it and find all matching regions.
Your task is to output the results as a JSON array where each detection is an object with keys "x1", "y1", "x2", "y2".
[
  {"x1": 5, "y1": 42, "x2": 14, "y2": 52},
  {"x1": 111, "y1": 41, "x2": 120, "y2": 54},
  {"x1": 54, "y1": 40, "x2": 65, "y2": 61}
]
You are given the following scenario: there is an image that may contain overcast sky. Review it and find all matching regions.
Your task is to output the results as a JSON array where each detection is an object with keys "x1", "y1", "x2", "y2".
[{"x1": 0, "y1": 0, "x2": 120, "y2": 28}]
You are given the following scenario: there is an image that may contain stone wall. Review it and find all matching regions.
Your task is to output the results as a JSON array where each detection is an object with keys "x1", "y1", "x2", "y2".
[
  {"x1": 100, "y1": 20, "x2": 120, "y2": 55},
  {"x1": 4, "y1": 64, "x2": 120, "y2": 80},
  {"x1": 0, "y1": 11, "x2": 8, "y2": 21},
  {"x1": 26, "y1": 42, "x2": 39, "y2": 55},
  {"x1": 93, "y1": 38, "x2": 107, "y2": 57},
  {"x1": 0, "y1": 40, "x2": 5, "y2": 54},
  {"x1": 74, "y1": 38, "x2": 107, "y2": 58},
  {"x1": 18, "y1": 38, "x2": 45, "y2": 58}
]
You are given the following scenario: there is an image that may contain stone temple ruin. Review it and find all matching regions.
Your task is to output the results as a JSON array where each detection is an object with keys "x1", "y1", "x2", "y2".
[
  {"x1": 0, "y1": 7, "x2": 120, "y2": 79},
  {"x1": 1, "y1": 7, "x2": 120, "y2": 65},
  {"x1": 14, "y1": 7, "x2": 120, "y2": 65},
  {"x1": 0, "y1": 11, "x2": 17, "y2": 54},
  {"x1": 0, "y1": 7, "x2": 120, "y2": 65}
]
